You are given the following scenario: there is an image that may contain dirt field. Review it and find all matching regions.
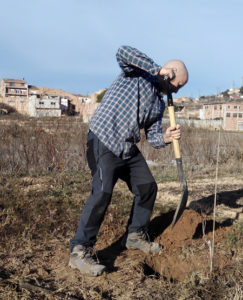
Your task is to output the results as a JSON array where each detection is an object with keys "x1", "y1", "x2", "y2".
[{"x1": 0, "y1": 171, "x2": 242, "y2": 299}]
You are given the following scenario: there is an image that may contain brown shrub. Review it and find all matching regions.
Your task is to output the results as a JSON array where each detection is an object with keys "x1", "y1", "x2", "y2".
[
  {"x1": 0, "y1": 117, "x2": 87, "y2": 175},
  {"x1": 0, "y1": 117, "x2": 242, "y2": 176}
]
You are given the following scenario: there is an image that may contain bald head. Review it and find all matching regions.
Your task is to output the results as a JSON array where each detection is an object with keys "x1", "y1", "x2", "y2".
[{"x1": 162, "y1": 59, "x2": 188, "y2": 93}]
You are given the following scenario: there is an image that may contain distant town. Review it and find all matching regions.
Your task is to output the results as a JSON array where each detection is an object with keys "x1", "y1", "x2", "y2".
[{"x1": 0, "y1": 77, "x2": 243, "y2": 131}]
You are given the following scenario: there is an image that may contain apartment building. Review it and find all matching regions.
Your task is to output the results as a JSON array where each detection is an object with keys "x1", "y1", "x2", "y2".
[
  {"x1": 202, "y1": 102, "x2": 243, "y2": 131},
  {"x1": 29, "y1": 95, "x2": 62, "y2": 117},
  {"x1": 0, "y1": 78, "x2": 28, "y2": 98},
  {"x1": 0, "y1": 78, "x2": 29, "y2": 114},
  {"x1": 223, "y1": 103, "x2": 243, "y2": 131}
]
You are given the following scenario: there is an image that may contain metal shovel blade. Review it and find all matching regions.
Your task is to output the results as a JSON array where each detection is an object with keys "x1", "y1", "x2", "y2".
[{"x1": 171, "y1": 158, "x2": 188, "y2": 227}]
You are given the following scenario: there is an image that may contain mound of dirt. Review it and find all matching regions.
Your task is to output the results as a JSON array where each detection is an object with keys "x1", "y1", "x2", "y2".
[
  {"x1": 146, "y1": 209, "x2": 232, "y2": 281},
  {"x1": 158, "y1": 209, "x2": 202, "y2": 247}
]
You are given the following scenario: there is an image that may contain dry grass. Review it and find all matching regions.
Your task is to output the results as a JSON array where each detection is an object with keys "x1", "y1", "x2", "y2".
[
  {"x1": 0, "y1": 116, "x2": 242, "y2": 177},
  {"x1": 140, "y1": 124, "x2": 243, "y2": 177},
  {"x1": 0, "y1": 117, "x2": 87, "y2": 175},
  {"x1": 0, "y1": 172, "x2": 242, "y2": 299}
]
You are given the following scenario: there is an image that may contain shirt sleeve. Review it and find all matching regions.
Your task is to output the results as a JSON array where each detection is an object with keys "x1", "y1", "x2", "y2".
[
  {"x1": 145, "y1": 117, "x2": 166, "y2": 149},
  {"x1": 116, "y1": 45, "x2": 161, "y2": 76}
]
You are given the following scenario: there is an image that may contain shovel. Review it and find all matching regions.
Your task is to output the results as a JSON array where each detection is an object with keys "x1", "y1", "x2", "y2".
[{"x1": 167, "y1": 91, "x2": 188, "y2": 227}]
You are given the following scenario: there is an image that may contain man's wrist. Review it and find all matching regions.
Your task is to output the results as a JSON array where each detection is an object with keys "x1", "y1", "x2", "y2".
[{"x1": 163, "y1": 135, "x2": 172, "y2": 144}]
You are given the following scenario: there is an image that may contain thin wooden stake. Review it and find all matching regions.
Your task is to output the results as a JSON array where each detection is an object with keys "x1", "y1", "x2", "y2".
[{"x1": 211, "y1": 128, "x2": 221, "y2": 273}]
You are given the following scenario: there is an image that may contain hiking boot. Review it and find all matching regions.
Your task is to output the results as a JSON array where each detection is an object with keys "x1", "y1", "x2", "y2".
[
  {"x1": 69, "y1": 245, "x2": 106, "y2": 276},
  {"x1": 123, "y1": 231, "x2": 162, "y2": 254}
]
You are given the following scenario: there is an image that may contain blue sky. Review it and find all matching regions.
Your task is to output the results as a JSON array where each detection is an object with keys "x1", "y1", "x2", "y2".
[{"x1": 0, "y1": 0, "x2": 242, "y2": 97}]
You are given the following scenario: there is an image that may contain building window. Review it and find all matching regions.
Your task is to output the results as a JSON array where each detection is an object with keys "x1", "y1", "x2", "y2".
[
  {"x1": 234, "y1": 106, "x2": 237, "y2": 109},
  {"x1": 214, "y1": 106, "x2": 217, "y2": 110},
  {"x1": 239, "y1": 113, "x2": 242, "y2": 118},
  {"x1": 226, "y1": 113, "x2": 230, "y2": 117},
  {"x1": 233, "y1": 113, "x2": 237, "y2": 118},
  {"x1": 51, "y1": 102, "x2": 56, "y2": 105},
  {"x1": 228, "y1": 105, "x2": 230, "y2": 108},
  {"x1": 9, "y1": 82, "x2": 14, "y2": 87},
  {"x1": 39, "y1": 101, "x2": 44, "y2": 105}
]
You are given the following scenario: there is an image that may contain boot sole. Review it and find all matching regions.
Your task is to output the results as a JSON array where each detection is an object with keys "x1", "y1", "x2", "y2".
[{"x1": 69, "y1": 261, "x2": 106, "y2": 277}]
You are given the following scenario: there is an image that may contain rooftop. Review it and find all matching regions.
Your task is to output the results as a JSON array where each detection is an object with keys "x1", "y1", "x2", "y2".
[
  {"x1": 2, "y1": 78, "x2": 26, "y2": 84},
  {"x1": 203, "y1": 100, "x2": 243, "y2": 106}
]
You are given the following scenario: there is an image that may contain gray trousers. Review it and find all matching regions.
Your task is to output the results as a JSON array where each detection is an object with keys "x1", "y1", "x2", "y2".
[{"x1": 70, "y1": 131, "x2": 157, "y2": 250}]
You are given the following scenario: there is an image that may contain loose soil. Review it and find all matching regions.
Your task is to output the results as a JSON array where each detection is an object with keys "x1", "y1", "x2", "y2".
[
  {"x1": 147, "y1": 209, "x2": 232, "y2": 281},
  {"x1": 0, "y1": 174, "x2": 242, "y2": 299}
]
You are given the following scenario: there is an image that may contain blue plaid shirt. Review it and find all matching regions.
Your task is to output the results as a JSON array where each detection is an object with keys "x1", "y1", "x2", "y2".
[{"x1": 89, "y1": 45, "x2": 166, "y2": 159}]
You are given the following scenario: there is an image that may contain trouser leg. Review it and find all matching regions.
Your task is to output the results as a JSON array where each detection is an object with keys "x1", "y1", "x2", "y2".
[
  {"x1": 70, "y1": 131, "x2": 122, "y2": 251},
  {"x1": 121, "y1": 150, "x2": 157, "y2": 233}
]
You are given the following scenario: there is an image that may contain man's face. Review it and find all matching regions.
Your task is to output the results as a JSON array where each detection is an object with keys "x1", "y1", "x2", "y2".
[
  {"x1": 166, "y1": 81, "x2": 181, "y2": 94},
  {"x1": 169, "y1": 76, "x2": 187, "y2": 94}
]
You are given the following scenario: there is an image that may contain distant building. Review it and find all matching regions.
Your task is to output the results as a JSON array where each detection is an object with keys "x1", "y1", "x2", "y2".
[
  {"x1": 201, "y1": 103, "x2": 223, "y2": 120},
  {"x1": 61, "y1": 97, "x2": 69, "y2": 113},
  {"x1": 28, "y1": 85, "x2": 40, "y2": 96},
  {"x1": 0, "y1": 78, "x2": 29, "y2": 114},
  {"x1": 79, "y1": 96, "x2": 92, "y2": 104},
  {"x1": 0, "y1": 78, "x2": 77, "y2": 117},
  {"x1": 228, "y1": 88, "x2": 240, "y2": 96},
  {"x1": 0, "y1": 78, "x2": 28, "y2": 98},
  {"x1": 29, "y1": 95, "x2": 61, "y2": 117},
  {"x1": 223, "y1": 103, "x2": 243, "y2": 131},
  {"x1": 71, "y1": 96, "x2": 92, "y2": 114},
  {"x1": 80, "y1": 103, "x2": 99, "y2": 123},
  {"x1": 0, "y1": 77, "x2": 101, "y2": 119},
  {"x1": 201, "y1": 102, "x2": 243, "y2": 131},
  {"x1": 61, "y1": 97, "x2": 75, "y2": 115}
]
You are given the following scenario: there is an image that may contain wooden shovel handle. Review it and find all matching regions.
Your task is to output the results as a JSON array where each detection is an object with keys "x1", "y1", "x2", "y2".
[{"x1": 168, "y1": 106, "x2": 181, "y2": 159}]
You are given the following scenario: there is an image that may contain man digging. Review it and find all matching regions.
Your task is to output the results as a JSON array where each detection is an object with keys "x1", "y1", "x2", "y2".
[{"x1": 69, "y1": 45, "x2": 188, "y2": 276}]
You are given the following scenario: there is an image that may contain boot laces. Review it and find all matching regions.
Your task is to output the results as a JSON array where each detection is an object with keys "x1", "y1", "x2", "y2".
[
  {"x1": 82, "y1": 247, "x2": 100, "y2": 265},
  {"x1": 137, "y1": 231, "x2": 151, "y2": 244}
]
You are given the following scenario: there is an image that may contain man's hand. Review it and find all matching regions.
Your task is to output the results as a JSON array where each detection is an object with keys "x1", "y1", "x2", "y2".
[
  {"x1": 159, "y1": 67, "x2": 176, "y2": 80},
  {"x1": 163, "y1": 124, "x2": 181, "y2": 144}
]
